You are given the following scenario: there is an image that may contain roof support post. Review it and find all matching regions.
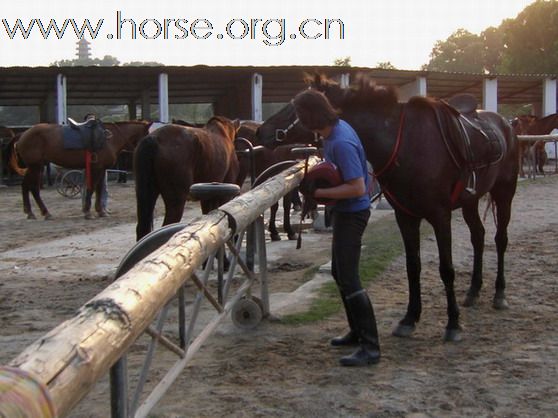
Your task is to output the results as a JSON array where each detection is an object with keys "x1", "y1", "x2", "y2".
[
  {"x1": 340, "y1": 73, "x2": 350, "y2": 88},
  {"x1": 56, "y1": 74, "x2": 67, "y2": 125},
  {"x1": 251, "y1": 73, "x2": 263, "y2": 122},
  {"x1": 542, "y1": 77, "x2": 557, "y2": 116},
  {"x1": 398, "y1": 76, "x2": 427, "y2": 102},
  {"x1": 158, "y1": 73, "x2": 169, "y2": 123},
  {"x1": 483, "y1": 78, "x2": 498, "y2": 112}
]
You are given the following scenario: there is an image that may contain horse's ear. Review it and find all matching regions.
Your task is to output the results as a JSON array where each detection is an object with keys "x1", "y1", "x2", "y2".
[{"x1": 232, "y1": 118, "x2": 241, "y2": 131}]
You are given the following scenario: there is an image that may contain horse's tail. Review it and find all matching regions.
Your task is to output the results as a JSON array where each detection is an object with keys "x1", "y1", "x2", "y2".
[
  {"x1": 9, "y1": 139, "x2": 27, "y2": 176},
  {"x1": 134, "y1": 135, "x2": 159, "y2": 241}
]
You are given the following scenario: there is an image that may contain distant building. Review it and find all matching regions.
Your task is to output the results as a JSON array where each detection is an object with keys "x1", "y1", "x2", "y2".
[{"x1": 76, "y1": 39, "x2": 91, "y2": 61}]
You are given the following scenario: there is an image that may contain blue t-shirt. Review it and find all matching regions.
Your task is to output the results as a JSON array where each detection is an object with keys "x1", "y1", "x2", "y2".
[{"x1": 323, "y1": 120, "x2": 370, "y2": 212}]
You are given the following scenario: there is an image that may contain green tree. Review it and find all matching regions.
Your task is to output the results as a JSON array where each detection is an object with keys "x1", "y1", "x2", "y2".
[
  {"x1": 51, "y1": 55, "x2": 120, "y2": 67},
  {"x1": 424, "y1": 28, "x2": 485, "y2": 72},
  {"x1": 376, "y1": 61, "x2": 396, "y2": 70},
  {"x1": 334, "y1": 56, "x2": 351, "y2": 67},
  {"x1": 499, "y1": 0, "x2": 558, "y2": 73}
]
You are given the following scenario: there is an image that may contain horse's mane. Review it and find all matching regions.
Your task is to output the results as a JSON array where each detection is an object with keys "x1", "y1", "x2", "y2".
[{"x1": 305, "y1": 72, "x2": 399, "y2": 114}]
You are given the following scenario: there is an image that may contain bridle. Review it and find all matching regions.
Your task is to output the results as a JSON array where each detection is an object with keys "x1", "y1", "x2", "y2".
[{"x1": 275, "y1": 117, "x2": 300, "y2": 142}]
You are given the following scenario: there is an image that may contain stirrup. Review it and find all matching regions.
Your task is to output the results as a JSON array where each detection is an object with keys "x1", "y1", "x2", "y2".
[{"x1": 465, "y1": 171, "x2": 477, "y2": 195}]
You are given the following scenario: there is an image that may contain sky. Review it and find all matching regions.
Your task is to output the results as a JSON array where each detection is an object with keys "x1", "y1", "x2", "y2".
[{"x1": 0, "y1": 0, "x2": 536, "y2": 70}]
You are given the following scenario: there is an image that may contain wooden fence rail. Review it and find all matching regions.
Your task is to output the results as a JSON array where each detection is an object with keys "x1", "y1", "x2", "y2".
[{"x1": 4, "y1": 157, "x2": 317, "y2": 417}]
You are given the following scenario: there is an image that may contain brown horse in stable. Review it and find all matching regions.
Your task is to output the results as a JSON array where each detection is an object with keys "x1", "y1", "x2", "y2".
[
  {"x1": 512, "y1": 114, "x2": 547, "y2": 177},
  {"x1": 257, "y1": 74, "x2": 519, "y2": 342},
  {"x1": 134, "y1": 116, "x2": 240, "y2": 241},
  {"x1": 13, "y1": 121, "x2": 151, "y2": 219}
]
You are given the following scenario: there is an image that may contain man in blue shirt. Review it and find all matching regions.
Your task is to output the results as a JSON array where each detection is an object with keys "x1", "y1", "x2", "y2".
[{"x1": 294, "y1": 89, "x2": 380, "y2": 367}]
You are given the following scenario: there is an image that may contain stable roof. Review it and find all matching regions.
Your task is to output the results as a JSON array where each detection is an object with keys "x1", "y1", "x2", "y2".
[{"x1": 0, "y1": 65, "x2": 554, "y2": 107}]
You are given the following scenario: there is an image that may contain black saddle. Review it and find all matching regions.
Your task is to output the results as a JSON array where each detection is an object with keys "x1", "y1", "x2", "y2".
[
  {"x1": 63, "y1": 118, "x2": 107, "y2": 151},
  {"x1": 437, "y1": 95, "x2": 506, "y2": 170}
]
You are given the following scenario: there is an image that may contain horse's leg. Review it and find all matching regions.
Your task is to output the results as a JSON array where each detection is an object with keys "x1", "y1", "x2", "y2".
[
  {"x1": 283, "y1": 192, "x2": 297, "y2": 240},
  {"x1": 82, "y1": 186, "x2": 94, "y2": 219},
  {"x1": 461, "y1": 200, "x2": 485, "y2": 307},
  {"x1": 95, "y1": 171, "x2": 108, "y2": 217},
  {"x1": 518, "y1": 144, "x2": 525, "y2": 178},
  {"x1": 28, "y1": 166, "x2": 52, "y2": 219},
  {"x1": 163, "y1": 201, "x2": 186, "y2": 225},
  {"x1": 392, "y1": 212, "x2": 422, "y2": 338},
  {"x1": 21, "y1": 169, "x2": 36, "y2": 219},
  {"x1": 268, "y1": 202, "x2": 281, "y2": 241},
  {"x1": 489, "y1": 188, "x2": 514, "y2": 310},
  {"x1": 292, "y1": 188, "x2": 302, "y2": 211},
  {"x1": 430, "y1": 210, "x2": 461, "y2": 342}
]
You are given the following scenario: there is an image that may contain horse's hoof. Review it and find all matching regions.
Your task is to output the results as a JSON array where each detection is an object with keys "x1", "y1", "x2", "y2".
[
  {"x1": 493, "y1": 297, "x2": 509, "y2": 310},
  {"x1": 270, "y1": 234, "x2": 281, "y2": 242},
  {"x1": 98, "y1": 211, "x2": 109, "y2": 218},
  {"x1": 84, "y1": 212, "x2": 94, "y2": 220},
  {"x1": 462, "y1": 292, "x2": 479, "y2": 307},
  {"x1": 392, "y1": 323, "x2": 415, "y2": 338},
  {"x1": 26, "y1": 213, "x2": 36, "y2": 220},
  {"x1": 44, "y1": 213, "x2": 53, "y2": 220},
  {"x1": 443, "y1": 328, "x2": 462, "y2": 342}
]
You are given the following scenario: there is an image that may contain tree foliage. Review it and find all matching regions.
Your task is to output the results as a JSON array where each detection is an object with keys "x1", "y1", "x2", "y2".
[
  {"x1": 333, "y1": 56, "x2": 351, "y2": 67},
  {"x1": 501, "y1": 0, "x2": 558, "y2": 73},
  {"x1": 376, "y1": 61, "x2": 396, "y2": 70},
  {"x1": 424, "y1": 0, "x2": 558, "y2": 74},
  {"x1": 424, "y1": 28, "x2": 486, "y2": 72}
]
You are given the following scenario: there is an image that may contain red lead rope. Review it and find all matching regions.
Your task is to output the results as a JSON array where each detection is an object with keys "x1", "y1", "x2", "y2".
[
  {"x1": 372, "y1": 109, "x2": 420, "y2": 218},
  {"x1": 373, "y1": 109, "x2": 405, "y2": 178},
  {"x1": 85, "y1": 150, "x2": 92, "y2": 192}
]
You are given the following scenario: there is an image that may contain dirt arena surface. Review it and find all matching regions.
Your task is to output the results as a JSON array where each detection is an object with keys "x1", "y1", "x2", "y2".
[{"x1": 1, "y1": 171, "x2": 557, "y2": 417}]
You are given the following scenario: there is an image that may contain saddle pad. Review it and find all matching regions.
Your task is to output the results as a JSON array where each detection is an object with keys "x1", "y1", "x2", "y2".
[{"x1": 62, "y1": 126, "x2": 85, "y2": 149}]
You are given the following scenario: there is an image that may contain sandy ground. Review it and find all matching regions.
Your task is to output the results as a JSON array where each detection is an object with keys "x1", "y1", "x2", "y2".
[{"x1": 1, "y1": 169, "x2": 558, "y2": 417}]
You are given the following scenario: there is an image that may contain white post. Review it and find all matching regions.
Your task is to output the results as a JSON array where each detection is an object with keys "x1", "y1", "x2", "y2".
[
  {"x1": 398, "y1": 76, "x2": 427, "y2": 101},
  {"x1": 158, "y1": 73, "x2": 169, "y2": 123},
  {"x1": 251, "y1": 73, "x2": 263, "y2": 122},
  {"x1": 56, "y1": 74, "x2": 67, "y2": 125},
  {"x1": 542, "y1": 77, "x2": 557, "y2": 117},
  {"x1": 340, "y1": 73, "x2": 350, "y2": 88},
  {"x1": 483, "y1": 78, "x2": 498, "y2": 112}
]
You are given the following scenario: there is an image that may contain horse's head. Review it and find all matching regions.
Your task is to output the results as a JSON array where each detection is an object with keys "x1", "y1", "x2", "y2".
[
  {"x1": 255, "y1": 99, "x2": 319, "y2": 149},
  {"x1": 511, "y1": 115, "x2": 537, "y2": 135},
  {"x1": 106, "y1": 120, "x2": 152, "y2": 152}
]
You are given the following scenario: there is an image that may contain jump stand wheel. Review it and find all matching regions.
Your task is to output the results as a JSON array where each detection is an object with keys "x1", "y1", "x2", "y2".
[
  {"x1": 231, "y1": 296, "x2": 263, "y2": 329},
  {"x1": 57, "y1": 170, "x2": 83, "y2": 198}
]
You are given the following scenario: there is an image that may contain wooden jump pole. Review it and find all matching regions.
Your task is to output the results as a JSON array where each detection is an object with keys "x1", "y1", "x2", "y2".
[{"x1": 5, "y1": 157, "x2": 318, "y2": 417}]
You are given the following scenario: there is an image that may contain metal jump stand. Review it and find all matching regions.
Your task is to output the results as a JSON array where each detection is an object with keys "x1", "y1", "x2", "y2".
[{"x1": 109, "y1": 167, "x2": 271, "y2": 418}]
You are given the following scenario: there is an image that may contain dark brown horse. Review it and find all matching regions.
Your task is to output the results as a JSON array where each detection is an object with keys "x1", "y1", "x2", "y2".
[
  {"x1": 13, "y1": 121, "x2": 151, "y2": 219},
  {"x1": 257, "y1": 74, "x2": 519, "y2": 342},
  {"x1": 236, "y1": 120, "x2": 317, "y2": 241},
  {"x1": 134, "y1": 116, "x2": 240, "y2": 241}
]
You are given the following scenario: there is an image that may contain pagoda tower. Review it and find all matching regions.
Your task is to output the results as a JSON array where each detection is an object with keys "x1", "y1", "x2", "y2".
[{"x1": 76, "y1": 38, "x2": 91, "y2": 61}]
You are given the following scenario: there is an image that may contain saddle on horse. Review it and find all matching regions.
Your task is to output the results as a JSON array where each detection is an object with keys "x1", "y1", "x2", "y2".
[
  {"x1": 62, "y1": 118, "x2": 107, "y2": 152},
  {"x1": 427, "y1": 94, "x2": 506, "y2": 196}
]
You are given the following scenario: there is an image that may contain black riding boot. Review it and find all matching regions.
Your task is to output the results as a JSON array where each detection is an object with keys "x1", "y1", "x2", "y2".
[
  {"x1": 331, "y1": 291, "x2": 359, "y2": 347},
  {"x1": 339, "y1": 290, "x2": 381, "y2": 367}
]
